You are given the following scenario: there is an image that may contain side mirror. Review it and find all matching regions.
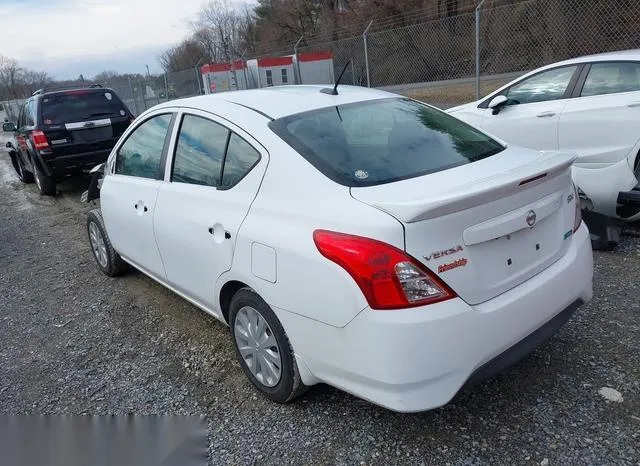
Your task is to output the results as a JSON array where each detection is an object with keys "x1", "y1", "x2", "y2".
[
  {"x1": 2, "y1": 122, "x2": 16, "y2": 132},
  {"x1": 488, "y1": 95, "x2": 509, "y2": 115}
]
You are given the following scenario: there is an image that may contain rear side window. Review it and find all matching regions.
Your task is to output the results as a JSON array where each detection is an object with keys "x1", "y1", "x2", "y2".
[
  {"x1": 41, "y1": 90, "x2": 129, "y2": 125},
  {"x1": 221, "y1": 134, "x2": 261, "y2": 188},
  {"x1": 172, "y1": 115, "x2": 229, "y2": 187},
  {"x1": 581, "y1": 62, "x2": 640, "y2": 97},
  {"x1": 115, "y1": 114, "x2": 172, "y2": 179},
  {"x1": 269, "y1": 98, "x2": 504, "y2": 186}
]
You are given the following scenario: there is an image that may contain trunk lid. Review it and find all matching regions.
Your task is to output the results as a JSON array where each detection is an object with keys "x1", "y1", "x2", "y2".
[{"x1": 351, "y1": 147, "x2": 578, "y2": 305}]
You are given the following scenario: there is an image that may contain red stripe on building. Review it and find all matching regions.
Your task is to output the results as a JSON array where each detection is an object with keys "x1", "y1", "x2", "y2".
[
  {"x1": 257, "y1": 56, "x2": 293, "y2": 67},
  {"x1": 201, "y1": 61, "x2": 246, "y2": 74},
  {"x1": 298, "y1": 51, "x2": 333, "y2": 62}
]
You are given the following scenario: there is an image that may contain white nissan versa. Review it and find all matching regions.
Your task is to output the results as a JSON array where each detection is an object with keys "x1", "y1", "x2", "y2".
[{"x1": 84, "y1": 84, "x2": 593, "y2": 413}]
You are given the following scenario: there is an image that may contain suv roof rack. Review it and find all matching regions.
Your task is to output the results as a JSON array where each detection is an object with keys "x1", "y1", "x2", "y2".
[{"x1": 32, "y1": 83, "x2": 103, "y2": 96}]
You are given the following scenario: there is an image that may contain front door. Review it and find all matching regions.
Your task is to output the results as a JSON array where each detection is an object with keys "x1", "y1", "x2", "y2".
[
  {"x1": 153, "y1": 111, "x2": 267, "y2": 307},
  {"x1": 559, "y1": 61, "x2": 640, "y2": 164},
  {"x1": 100, "y1": 112, "x2": 174, "y2": 279},
  {"x1": 480, "y1": 65, "x2": 581, "y2": 151}
]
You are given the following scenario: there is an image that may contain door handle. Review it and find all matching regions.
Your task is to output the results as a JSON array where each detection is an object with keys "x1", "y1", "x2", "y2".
[
  {"x1": 627, "y1": 102, "x2": 640, "y2": 108},
  {"x1": 208, "y1": 227, "x2": 231, "y2": 239},
  {"x1": 536, "y1": 111, "x2": 556, "y2": 118}
]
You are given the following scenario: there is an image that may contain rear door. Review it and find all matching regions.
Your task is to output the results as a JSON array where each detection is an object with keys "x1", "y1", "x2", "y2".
[
  {"x1": 39, "y1": 89, "x2": 132, "y2": 157},
  {"x1": 559, "y1": 61, "x2": 640, "y2": 164},
  {"x1": 153, "y1": 110, "x2": 267, "y2": 307},
  {"x1": 100, "y1": 111, "x2": 175, "y2": 279},
  {"x1": 479, "y1": 65, "x2": 581, "y2": 150}
]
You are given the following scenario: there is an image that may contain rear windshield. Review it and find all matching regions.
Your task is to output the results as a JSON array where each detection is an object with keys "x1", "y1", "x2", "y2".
[
  {"x1": 40, "y1": 90, "x2": 129, "y2": 125},
  {"x1": 269, "y1": 98, "x2": 505, "y2": 186}
]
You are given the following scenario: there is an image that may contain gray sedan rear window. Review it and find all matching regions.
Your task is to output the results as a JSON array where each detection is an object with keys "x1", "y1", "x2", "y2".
[{"x1": 269, "y1": 98, "x2": 504, "y2": 186}]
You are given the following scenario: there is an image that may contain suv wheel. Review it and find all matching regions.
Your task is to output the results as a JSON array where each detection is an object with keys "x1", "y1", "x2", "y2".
[
  {"x1": 33, "y1": 161, "x2": 56, "y2": 196},
  {"x1": 230, "y1": 288, "x2": 308, "y2": 403},
  {"x1": 87, "y1": 209, "x2": 129, "y2": 277}
]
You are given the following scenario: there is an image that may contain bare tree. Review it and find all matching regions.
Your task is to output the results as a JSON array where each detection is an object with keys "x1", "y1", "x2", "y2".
[
  {"x1": 192, "y1": 0, "x2": 253, "y2": 62},
  {"x1": 159, "y1": 39, "x2": 210, "y2": 73}
]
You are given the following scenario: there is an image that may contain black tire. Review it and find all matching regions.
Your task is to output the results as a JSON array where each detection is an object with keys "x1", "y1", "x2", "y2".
[
  {"x1": 229, "y1": 288, "x2": 308, "y2": 403},
  {"x1": 86, "y1": 209, "x2": 129, "y2": 277},
  {"x1": 14, "y1": 153, "x2": 34, "y2": 183},
  {"x1": 32, "y1": 160, "x2": 56, "y2": 195}
]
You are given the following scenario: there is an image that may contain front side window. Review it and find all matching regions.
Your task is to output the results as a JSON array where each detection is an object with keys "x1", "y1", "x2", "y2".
[
  {"x1": 581, "y1": 61, "x2": 640, "y2": 97},
  {"x1": 172, "y1": 114, "x2": 229, "y2": 187},
  {"x1": 281, "y1": 68, "x2": 288, "y2": 84},
  {"x1": 115, "y1": 113, "x2": 172, "y2": 179},
  {"x1": 221, "y1": 133, "x2": 261, "y2": 188},
  {"x1": 506, "y1": 65, "x2": 578, "y2": 105},
  {"x1": 269, "y1": 98, "x2": 504, "y2": 186},
  {"x1": 266, "y1": 70, "x2": 273, "y2": 86}
]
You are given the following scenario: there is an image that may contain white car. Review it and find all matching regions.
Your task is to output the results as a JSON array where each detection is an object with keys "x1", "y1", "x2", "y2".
[
  {"x1": 85, "y1": 85, "x2": 593, "y2": 413},
  {"x1": 447, "y1": 49, "x2": 640, "y2": 223}
]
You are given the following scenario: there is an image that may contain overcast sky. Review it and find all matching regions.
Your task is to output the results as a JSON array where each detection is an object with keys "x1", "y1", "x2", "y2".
[{"x1": 0, "y1": 0, "x2": 249, "y2": 80}]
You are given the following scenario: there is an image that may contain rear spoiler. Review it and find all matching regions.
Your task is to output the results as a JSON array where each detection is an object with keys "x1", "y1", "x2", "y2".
[{"x1": 370, "y1": 151, "x2": 576, "y2": 223}]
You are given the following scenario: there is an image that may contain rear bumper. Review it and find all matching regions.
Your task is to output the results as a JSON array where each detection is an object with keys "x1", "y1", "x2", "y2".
[
  {"x1": 276, "y1": 223, "x2": 593, "y2": 412},
  {"x1": 616, "y1": 182, "x2": 640, "y2": 219},
  {"x1": 42, "y1": 149, "x2": 111, "y2": 177},
  {"x1": 572, "y1": 159, "x2": 639, "y2": 221}
]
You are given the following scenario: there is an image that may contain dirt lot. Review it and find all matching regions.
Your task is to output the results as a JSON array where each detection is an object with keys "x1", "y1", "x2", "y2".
[{"x1": 0, "y1": 143, "x2": 638, "y2": 465}]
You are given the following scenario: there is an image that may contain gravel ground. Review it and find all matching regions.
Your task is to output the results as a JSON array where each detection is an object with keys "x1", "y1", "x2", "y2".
[{"x1": 0, "y1": 144, "x2": 638, "y2": 465}]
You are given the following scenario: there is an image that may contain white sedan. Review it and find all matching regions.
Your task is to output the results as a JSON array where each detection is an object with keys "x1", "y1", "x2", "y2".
[
  {"x1": 85, "y1": 85, "x2": 593, "y2": 412},
  {"x1": 447, "y1": 49, "x2": 640, "y2": 223}
]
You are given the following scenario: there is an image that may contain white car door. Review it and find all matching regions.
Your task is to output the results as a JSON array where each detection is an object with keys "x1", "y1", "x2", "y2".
[
  {"x1": 479, "y1": 65, "x2": 581, "y2": 151},
  {"x1": 153, "y1": 110, "x2": 267, "y2": 307},
  {"x1": 559, "y1": 61, "x2": 640, "y2": 164},
  {"x1": 100, "y1": 112, "x2": 175, "y2": 279}
]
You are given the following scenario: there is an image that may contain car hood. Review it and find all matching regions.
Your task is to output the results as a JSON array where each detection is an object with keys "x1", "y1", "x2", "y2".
[{"x1": 446, "y1": 101, "x2": 477, "y2": 113}]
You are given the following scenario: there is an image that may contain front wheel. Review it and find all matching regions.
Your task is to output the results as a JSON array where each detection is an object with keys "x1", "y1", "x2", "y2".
[
  {"x1": 87, "y1": 209, "x2": 129, "y2": 277},
  {"x1": 13, "y1": 154, "x2": 34, "y2": 184},
  {"x1": 230, "y1": 288, "x2": 308, "y2": 403}
]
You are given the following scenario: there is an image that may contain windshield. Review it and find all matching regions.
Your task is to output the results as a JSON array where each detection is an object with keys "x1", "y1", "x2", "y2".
[
  {"x1": 40, "y1": 90, "x2": 129, "y2": 125},
  {"x1": 269, "y1": 98, "x2": 505, "y2": 186}
]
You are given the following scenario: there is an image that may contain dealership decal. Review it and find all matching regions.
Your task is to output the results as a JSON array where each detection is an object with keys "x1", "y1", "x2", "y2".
[{"x1": 438, "y1": 258, "x2": 468, "y2": 274}]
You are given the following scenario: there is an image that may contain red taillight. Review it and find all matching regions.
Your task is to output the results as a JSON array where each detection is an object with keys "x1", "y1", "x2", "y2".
[
  {"x1": 30, "y1": 130, "x2": 49, "y2": 151},
  {"x1": 573, "y1": 183, "x2": 582, "y2": 232},
  {"x1": 313, "y1": 230, "x2": 456, "y2": 310}
]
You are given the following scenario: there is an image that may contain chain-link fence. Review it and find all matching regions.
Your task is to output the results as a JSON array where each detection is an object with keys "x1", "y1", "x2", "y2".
[{"x1": 2, "y1": 0, "x2": 639, "y2": 116}]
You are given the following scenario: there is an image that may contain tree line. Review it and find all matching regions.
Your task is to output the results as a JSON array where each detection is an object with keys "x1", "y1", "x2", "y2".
[{"x1": 158, "y1": 0, "x2": 470, "y2": 72}]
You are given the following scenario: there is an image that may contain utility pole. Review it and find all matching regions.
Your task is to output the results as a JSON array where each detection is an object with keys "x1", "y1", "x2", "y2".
[{"x1": 145, "y1": 65, "x2": 151, "y2": 78}]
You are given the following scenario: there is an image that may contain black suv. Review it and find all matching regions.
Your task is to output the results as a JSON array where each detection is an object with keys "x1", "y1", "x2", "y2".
[{"x1": 3, "y1": 85, "x2": 134, "y2": 195}]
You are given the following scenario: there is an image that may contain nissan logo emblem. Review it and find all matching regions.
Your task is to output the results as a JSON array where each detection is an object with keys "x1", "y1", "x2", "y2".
[{"x1": 526, "y1": 210, "x2": 537, "y2": 227}]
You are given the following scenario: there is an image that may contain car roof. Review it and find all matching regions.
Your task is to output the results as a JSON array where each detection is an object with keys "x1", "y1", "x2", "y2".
[
  {"x1": 155, "y1": 85, "x2": 400, "y2": 120},
  {"x1": 541, "y1": 48, "x2": 640, "y2": 68}
]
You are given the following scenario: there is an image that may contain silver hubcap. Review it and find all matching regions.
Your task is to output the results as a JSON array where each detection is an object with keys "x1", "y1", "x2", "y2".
[
  {"x1": 234, "y1": 306, "x2": 282, "y2": 387},
  {"x1": 89, "y1": 222, "x2": 108, "y2": 268}
]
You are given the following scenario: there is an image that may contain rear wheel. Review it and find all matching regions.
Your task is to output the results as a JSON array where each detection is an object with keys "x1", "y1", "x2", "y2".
[
  {"x1": 87, "y1": 209, "x2": 129, "y2": 277},
  {"x1": 230, "y1": 288, "x2": 308, "y2": 403},
  {"x1": 33, "y1": 160, "x2": 56, "y2": 196}
]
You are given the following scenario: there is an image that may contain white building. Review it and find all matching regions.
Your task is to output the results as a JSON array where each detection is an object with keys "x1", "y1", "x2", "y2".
[{"x1": 201, "y1": 60, "x2": 249, "y2": 94}]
